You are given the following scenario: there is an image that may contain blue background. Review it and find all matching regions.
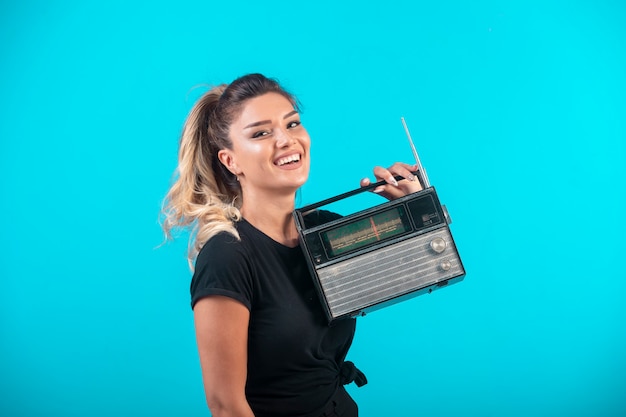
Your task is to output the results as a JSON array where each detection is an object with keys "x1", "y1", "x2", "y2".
[{"x1": 1, "y1": 1, "x2": 625, "y2": 416}]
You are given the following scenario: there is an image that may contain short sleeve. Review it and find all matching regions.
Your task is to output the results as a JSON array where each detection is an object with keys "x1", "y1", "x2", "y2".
[{"x1": 190, "y1": 232, "x2": 254, "y2": 310}]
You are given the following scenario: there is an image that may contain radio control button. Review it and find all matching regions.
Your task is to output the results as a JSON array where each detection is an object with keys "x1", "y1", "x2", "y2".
[
  {"x1": 430, "y1": 237, "x2": 447, "y2": 253},
  {"x1": 439, "y1": 260, "x2": 452, "y2": 271}
]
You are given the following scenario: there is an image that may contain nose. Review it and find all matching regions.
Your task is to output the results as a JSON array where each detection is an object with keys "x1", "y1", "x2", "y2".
[{"x1": 275, "y1": 127, "x2": 295, "y2": 148}]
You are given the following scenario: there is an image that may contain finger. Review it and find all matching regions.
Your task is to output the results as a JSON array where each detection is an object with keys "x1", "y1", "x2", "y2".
[
  {"x1": 362, "y1": 177, "x2": 387, "y2": 194},
  {"x1": 389, "y1": 163, "x2": 419, "y2": 182},
  {"x1": 372, "y1": 166, "x2": 399, "y2": 187}
]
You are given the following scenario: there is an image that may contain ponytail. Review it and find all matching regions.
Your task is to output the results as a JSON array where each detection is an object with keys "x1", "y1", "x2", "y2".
[{"x1": 161, "y1": 85, "x2": 241, "y2": 269}]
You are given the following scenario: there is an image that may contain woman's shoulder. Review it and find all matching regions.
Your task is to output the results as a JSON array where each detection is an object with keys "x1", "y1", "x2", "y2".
[
  {"x1": 195, "y1": 227, "x2": 248, "y2": 265},
  {"x1": 195, "y1": 219, "x2": 270, "y2": 267}
]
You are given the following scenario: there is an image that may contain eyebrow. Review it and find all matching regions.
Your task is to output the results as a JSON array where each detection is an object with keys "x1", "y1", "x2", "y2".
[{"x1": 243, "y1": 110, "x2": 299, "y2": 129}]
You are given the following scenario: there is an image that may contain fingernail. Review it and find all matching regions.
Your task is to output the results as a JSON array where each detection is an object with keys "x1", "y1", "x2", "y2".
[
  {"x1": 408, "y1": 174, "x2": 416, "y2": 181},
  {"x1": 388, "y1": 176, "x2": 398, "y2": 186},
  {"x1": 373, "y1": 186, "x2": 385, "y2": 193}
]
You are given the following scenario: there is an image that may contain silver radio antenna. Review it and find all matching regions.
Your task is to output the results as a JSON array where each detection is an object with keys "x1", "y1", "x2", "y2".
[{"x1": 401, "y1": 117, "x2": 430, "y2": 188}]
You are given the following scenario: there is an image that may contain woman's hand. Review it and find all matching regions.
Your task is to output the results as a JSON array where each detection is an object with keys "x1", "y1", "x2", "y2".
[{"x1": 359, "y1": 162, "x2": 423, "y2": 200}]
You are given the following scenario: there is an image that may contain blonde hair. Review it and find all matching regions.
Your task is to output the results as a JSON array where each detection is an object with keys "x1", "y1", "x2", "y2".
[{"x1": 161, "y1": 73, "x2": 298, "y2": 269}]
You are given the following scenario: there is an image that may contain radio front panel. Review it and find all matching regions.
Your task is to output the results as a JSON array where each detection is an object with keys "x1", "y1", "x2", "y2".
[{"x1": 300, "y1": 189, "x2": 447, "y2": 268}]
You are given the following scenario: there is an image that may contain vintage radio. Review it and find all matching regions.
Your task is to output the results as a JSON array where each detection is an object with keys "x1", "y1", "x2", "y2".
[{"x1": 294, "y1": 118, "x2": 465, "y2": 323}]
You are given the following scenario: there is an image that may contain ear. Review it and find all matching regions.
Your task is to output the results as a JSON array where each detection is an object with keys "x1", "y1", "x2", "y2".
[{"x1": 217, "y1": 149, "x2": 241, "y2": 176}]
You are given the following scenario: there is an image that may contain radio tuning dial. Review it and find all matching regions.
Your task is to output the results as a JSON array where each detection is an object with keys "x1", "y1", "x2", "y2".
[
  {"x1": 430, "y1": 237, "x2": 447, "y2": 253},
  {"x1": 439, "y1": 260, "x2": 452, "y2": 271}
]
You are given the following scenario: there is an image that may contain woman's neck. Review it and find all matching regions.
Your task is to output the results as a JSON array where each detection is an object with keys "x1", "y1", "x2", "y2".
[{"x1": 240, "y1": 192, "x2": 299, "y2": 247}]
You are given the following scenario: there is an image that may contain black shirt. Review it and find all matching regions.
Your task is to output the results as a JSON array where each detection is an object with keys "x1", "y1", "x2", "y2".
[{"x1": 190, "y1": 214, "x2": 357, "y2": 417}]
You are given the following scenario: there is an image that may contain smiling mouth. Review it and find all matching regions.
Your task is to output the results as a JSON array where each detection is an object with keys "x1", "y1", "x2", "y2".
[{"x1": 275, "y1": 154, "x2": 301, "y2": 166}]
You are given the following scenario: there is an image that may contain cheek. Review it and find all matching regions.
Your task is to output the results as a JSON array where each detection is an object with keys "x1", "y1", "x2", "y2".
[
  {"x1": 235, "y1": 141, "x2": 268, "y2": 162},
  {"x1": 301, "y1": 131, "x2": 312, "y2": 150}
]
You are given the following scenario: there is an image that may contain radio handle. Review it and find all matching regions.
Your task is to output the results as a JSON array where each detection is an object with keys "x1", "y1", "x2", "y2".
[
  {"x1": 401, "y1": 117, "x2": 431, "y2": 189},
  {"x1": 298, "y1": 173, "x2": 417, "y2": 213}
]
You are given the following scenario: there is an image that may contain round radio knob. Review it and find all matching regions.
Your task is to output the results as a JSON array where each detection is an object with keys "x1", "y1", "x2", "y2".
[
  {"x1": 439, "y1": 260, "x2": 452, "y2": 271},
  {"x1": 430, "y1": 237, "x2": 447, "y2": 253}
]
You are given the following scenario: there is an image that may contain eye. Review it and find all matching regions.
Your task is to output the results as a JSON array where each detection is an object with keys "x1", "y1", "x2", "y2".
[
  {"x1": 252, "y1": 130, "x2": 270, "y2": 138},
  {"x1": 287, "y1": 120, "x2": 301, "y2": 129}
]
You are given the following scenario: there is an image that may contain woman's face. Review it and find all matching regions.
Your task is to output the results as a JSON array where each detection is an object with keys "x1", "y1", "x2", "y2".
[{"x1": 220, "y1": 92, "x2": 311, "y2": 197}]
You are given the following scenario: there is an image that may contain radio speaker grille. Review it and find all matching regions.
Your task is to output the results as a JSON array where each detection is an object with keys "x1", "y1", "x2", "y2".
[{"x1": 317, "y1": 227, "x2": 463, "y2": 319}]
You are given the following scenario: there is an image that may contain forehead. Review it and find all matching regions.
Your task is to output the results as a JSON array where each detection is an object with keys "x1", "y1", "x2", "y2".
[{"x1": 234, "y1": 92, "x2": 295, "y2": 125}]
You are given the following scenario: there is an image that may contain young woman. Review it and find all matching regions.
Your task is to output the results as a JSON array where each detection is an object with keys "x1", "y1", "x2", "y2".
[{"x1": 162, "y1": 73, "x2": 421, "y2": 417}]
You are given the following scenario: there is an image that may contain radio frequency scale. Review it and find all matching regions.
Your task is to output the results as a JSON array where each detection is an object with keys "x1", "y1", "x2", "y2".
[{"x1": 294, "y1": 118, "x2": 466, "y2": 323}]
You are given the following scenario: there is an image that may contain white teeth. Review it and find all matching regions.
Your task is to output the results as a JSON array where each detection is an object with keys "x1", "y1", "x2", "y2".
[{"x1": 276, "y1": 154, "x2": 300, "y2": 166}]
